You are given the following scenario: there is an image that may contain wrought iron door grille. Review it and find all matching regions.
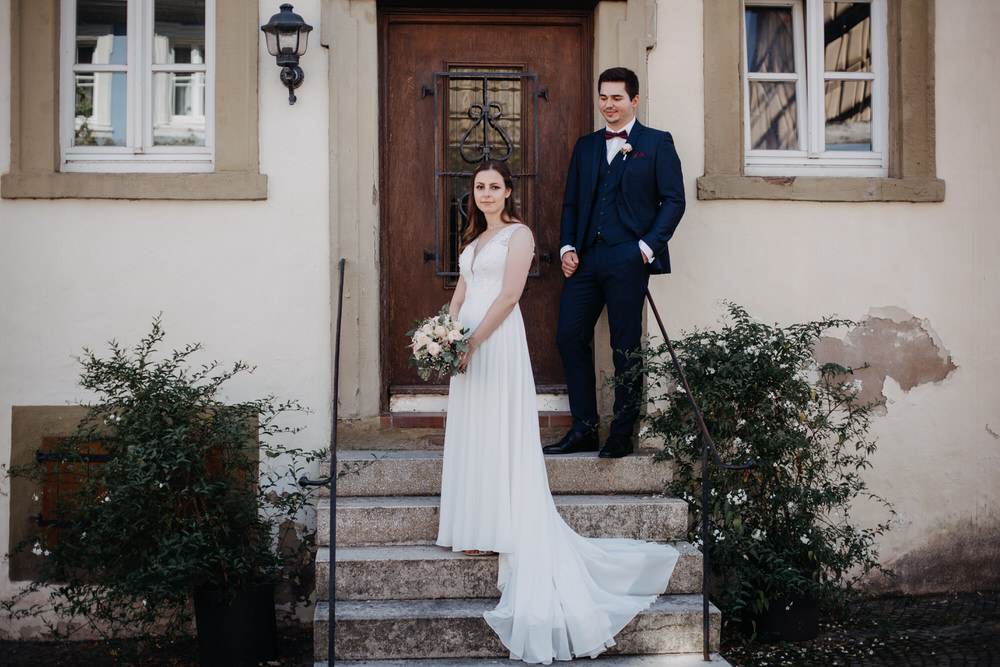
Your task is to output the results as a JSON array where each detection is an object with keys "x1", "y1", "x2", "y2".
[{"x1": 432, "y1": 70, "x2": 541, "y2": 279}]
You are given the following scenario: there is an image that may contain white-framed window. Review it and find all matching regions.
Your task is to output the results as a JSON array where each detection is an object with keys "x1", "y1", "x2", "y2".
[
  {"x1": 60, "y1": 0, "x2": 214, "y2": 173},
  {"x1": 743, "y1": 0, "x2": 887, "y2": 177}
]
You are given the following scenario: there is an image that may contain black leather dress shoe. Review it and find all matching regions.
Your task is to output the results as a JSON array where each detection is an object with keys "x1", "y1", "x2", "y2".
[
  {"x1": 598, "y1": 434, "x2": 634, "y2": 458},
  {"x1": 543, "y1": 430, "x2": 599, "y2": 454}
]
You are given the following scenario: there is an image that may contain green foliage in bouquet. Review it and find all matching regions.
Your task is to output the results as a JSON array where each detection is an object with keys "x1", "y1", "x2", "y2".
[
  {"x1": 407, "y1": 304, "x2": 471, "y2": 381},
  {"x1": 633, "y1": 302, "x2": 895, "y2": 628},
  {"x1": 4, "y1": 317, "x2": 322, "y2": 640}
]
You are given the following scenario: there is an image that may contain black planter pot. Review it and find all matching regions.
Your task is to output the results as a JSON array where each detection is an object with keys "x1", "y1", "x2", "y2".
[
  {"x1": 194, "y1": 583, "x2": 278, "y2": 667},
  {"x1": 745, "y1": 594, "x2": 820, "y2": 642}
]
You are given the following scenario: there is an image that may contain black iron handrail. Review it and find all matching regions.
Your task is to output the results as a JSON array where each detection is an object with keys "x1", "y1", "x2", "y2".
[
  {"x1": 299, "y1": 257, "x2": 346, "y2": 662},
  {"x1": 645, "y1": 289, "x2": 756, "y2": 661}
]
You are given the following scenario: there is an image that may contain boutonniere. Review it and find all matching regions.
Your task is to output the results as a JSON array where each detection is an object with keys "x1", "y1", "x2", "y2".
[{"x1": 621, "y1": 143, "x2": 633, "y2": 159}]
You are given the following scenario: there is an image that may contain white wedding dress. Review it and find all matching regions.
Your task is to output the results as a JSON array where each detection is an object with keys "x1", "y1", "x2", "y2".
[{"x1": 436, "y1": 223, "x2": 679, "y2": 664}]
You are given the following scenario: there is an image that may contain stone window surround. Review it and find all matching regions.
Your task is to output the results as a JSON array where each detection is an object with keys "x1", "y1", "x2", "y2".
[
  {"x1": 2, "y1": 0, "x2": 266, "y2": 200},
  {"x1": 697, "y1": 0, "x2": 945, "y2": 202}
]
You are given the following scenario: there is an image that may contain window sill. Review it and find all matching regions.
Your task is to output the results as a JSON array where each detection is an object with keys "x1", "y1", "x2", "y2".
[
  {"x1": 696, "y1": 175, "x2": 945, "y2": 202},
  {"x1": 1, "y1": 171, "x2": 267, "y2": 200}
]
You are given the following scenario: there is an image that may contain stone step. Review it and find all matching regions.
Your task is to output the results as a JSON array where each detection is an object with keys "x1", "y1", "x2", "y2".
[
  {"x1": 325, "y1": 450, "x2": 674, "y2": 498},
  {"x1": 319, "y1": 542, "x2": 703, "y2": 601},
  {"x1": 323, "y1": 654, "x2": 732, "y2": 666},
  {"x1": 317, "y1": 595, "x2": 720, "y2": 661},
  {"x1": 318, "y1": 495, "x2": 689, "y2": 547}
]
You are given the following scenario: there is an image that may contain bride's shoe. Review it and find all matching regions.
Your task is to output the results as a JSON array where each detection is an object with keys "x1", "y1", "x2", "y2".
[{"x1": 464, "y1": 550, "x2": 495, "y2": 557}]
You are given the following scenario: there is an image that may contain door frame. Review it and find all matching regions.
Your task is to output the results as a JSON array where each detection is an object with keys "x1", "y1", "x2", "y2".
[{"x1": 376, "y1": 6, "x2": 594, "y2": 410}]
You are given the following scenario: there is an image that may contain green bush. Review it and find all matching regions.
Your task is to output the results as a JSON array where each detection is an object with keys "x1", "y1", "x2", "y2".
[
  {"x1": 634, "y1": 302, "x2": 895, "y2": 630},
  {"x1": 5, "y1": 317, "x2": 321, "y2": 639}
]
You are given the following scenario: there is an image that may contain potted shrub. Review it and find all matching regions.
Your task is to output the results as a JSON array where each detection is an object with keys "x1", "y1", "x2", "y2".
[
  {"x1": 634, "y1": 302, "x2": 895, "y2": 640},
  {"x1": 5, "y1": 317, "x2": 320, "y2": 665}
]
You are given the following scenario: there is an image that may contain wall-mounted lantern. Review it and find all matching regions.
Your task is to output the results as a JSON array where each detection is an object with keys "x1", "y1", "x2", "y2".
[{"x1": 260, "y1": 4, "x2": 314, "y2": 105}]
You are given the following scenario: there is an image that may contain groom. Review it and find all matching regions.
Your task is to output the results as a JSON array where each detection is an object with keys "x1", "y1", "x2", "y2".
[{"x1": 544, "y1": 67, "x2": 685, "y2": 459}]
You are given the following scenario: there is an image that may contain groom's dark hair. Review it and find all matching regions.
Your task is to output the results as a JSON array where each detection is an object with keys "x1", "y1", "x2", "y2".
[{"x1": 599, "y1": 67, "x2": 639, "y2": 101}]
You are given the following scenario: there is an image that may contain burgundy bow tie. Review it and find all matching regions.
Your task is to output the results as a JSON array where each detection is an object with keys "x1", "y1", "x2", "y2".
[{"x1": 604, "y1": 129, "x2": 628, "y2": 140}]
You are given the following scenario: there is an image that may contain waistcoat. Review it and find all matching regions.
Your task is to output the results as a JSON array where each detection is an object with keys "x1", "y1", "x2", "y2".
[{"x1": 586, "y1": 150, "x2": 633, "y2": 247}]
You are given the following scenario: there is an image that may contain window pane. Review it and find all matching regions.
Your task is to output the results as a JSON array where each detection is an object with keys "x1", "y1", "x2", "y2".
[
  {"x1": 74, "y1": 72, "x2": 127, "y2": 146},
  {"x1": 447, "y1": 73, "x2": 522, "y2": 172},
  {"x1": 153, "y1": 72, "x2": 206, "y2": 145},
  {"x1": 824, "y1": 2, "x2": 871, "y2": 73},
  {"x1": 745, "y1": 7, "x2": 795, "y2": 73},
  {"x1": 76, "y1": 0, "x2": 127, "y2": 65},
  {"x1": 154, "y1": 0, "x2": 206, "y2": 65},
  {"x1": 748, "y1": 82, "x2": 798, "y2": 150},
  {"x1": 825, "y1": 79, "x2": 872, "y2": 151}
]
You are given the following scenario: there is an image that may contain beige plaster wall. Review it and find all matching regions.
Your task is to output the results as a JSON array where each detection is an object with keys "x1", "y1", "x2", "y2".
[
  {"x1": 0, "y1": 0, "x2": 334, "y2": 635},
  {"x1": 2, "y1": 0, "x2": 996, "y2": 639},
  {"x1": 645, "y1": 0, "x2": 1000, "y2": 592}
]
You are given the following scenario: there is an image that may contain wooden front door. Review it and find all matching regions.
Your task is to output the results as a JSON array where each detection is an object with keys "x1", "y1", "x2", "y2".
[{"x1": 380, "y1": 9, "x2": 592, "y2": 400}]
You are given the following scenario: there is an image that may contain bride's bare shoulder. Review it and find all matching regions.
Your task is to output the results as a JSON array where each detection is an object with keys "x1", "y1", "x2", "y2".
[{"x1": 509, "y1": 222, "x2": 534, "y2": 241}]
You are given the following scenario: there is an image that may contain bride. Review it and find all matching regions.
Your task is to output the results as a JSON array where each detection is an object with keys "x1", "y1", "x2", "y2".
[{"x1": 436, "y1": 159, "x2": 678, "y2": 664}]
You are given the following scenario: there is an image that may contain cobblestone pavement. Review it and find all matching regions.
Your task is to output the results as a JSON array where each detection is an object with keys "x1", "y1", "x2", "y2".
[
  {"x1": 1, "y1": 591, "x2": 997, "y2": 666},
  {"x1": 0, "y1": 623, "x2": 313, "y2": 666},
  {"x1": 722, "y1": 591, "x2": 1000, "y2": 667}
]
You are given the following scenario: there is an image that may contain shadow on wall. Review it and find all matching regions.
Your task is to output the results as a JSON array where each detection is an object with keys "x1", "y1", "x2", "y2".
[{"x1": 865, "y1": 529, "x2": 1000, "y2": 594}]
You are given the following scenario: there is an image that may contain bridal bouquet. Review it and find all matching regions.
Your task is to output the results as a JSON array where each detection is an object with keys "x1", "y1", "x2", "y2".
[{"x1": 407, "y1": 305, "x2": 471, "y2": 381}]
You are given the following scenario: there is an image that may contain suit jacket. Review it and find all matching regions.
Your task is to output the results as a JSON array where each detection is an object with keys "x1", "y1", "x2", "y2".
[{"x1": 559, "y1": 121, "x2": 685, "y2": 274}]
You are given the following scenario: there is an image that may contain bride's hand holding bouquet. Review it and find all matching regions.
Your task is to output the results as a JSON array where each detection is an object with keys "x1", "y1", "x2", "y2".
[{"x1": 407, "y1": 305, "x2": 473, "y2": 381}]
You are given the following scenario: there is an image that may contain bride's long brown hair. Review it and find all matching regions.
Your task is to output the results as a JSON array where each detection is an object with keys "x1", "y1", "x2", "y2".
[{"x1": 461, "y1": 159, "x2": 522, "y2": 249}]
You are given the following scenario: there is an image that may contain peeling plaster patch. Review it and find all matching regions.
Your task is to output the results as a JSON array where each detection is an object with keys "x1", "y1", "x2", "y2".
[
  {"x1": 987, "y1": 424, "x2": 1000, "y2": 440},
  {"x1": 814, "y1": 308, "x2": 956, "y2": 414},
  {"x1": 865, "y1": 529, "x2": 1000, "y2": 595}
]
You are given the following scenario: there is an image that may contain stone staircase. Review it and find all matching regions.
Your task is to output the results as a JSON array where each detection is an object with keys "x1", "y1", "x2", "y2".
[{"x1": 311, "y1": 433, "x2": 725, "y2": 665}]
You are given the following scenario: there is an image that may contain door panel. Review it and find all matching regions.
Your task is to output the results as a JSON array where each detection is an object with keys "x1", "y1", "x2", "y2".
[{"x1": 381, "y1": 10, "x2": 592, "y2": 398}]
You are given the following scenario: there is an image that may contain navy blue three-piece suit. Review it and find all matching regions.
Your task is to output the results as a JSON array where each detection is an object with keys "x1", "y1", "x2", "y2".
[{"x1": 556, "y1": 121, "x2": 686, "y2": 437}]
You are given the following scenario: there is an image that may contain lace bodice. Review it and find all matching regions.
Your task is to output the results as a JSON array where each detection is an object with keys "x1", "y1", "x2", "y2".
[{"x1": 458, "y1": 224, "x2": 530, "y2": 303}]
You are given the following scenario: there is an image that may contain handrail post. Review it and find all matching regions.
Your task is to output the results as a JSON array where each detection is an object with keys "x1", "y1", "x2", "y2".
[
  {"x1": 645, "y1": 289, "x2": 755, "y2": 662},
  {"x1": 701, "y1": 434, "x2": 711, "y2": 661},
  {"x1": 300, "y1": 257, "x2": 346, "y2": 663}
]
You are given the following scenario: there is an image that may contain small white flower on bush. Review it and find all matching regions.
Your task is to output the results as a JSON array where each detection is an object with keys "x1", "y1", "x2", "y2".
[{"x1": 800, "y1": 534, "x2": 810, "y2": 544}]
